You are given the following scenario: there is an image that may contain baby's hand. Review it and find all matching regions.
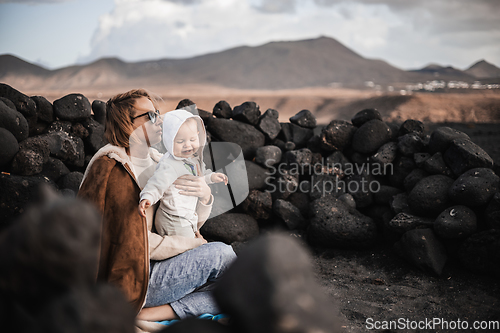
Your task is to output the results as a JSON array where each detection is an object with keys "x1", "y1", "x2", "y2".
[
  {"x1": 211, "y1": 172, "x2": 228, "y2": 185},
  {"x1": 138, "y1": 199, "x2": 151, "y2": 217}
]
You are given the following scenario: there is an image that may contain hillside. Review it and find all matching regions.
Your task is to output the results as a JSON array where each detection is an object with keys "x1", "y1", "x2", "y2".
[{"x1": 465, "y1": 59, "x2": 500, "y2": 78}]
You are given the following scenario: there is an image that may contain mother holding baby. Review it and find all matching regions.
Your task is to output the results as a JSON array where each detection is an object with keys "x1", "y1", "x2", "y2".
[{"x1": 78, "y1": 89, "x2": 235, "y2": 325}]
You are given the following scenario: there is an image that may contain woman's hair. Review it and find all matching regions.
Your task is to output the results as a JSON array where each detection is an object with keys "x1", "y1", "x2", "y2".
[{"x1": 104, "y1": 89, "x2": 159, "y2": 148}]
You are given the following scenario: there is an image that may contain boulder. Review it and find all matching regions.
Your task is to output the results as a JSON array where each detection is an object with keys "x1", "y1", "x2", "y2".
[
  {"x1": 245, "y1": 160, "x2": 269, "y2": 191},
  {"x1": 213, "y1": 234, "x2": 342, "y2": 333},
  {"x1": 19, "y1": 135, "x2": 50, "y2": 163},
  {"x1": 213, "y1": 100, "x2": 232, "y2": 119},
  {"x1": 40, "y1": 157, "x2": 70, "y2": 183},
  {"x1": 53, "y1": 93, "x2": 92, "y2": 122},
  {"x1": 308, "y1": 195, "x2": 377, "y2": 249},
  {"x1": 387, "y1": 212, "x2": 434, "y2": 234},
  {"x1": 289, "y1": 109, "x2": 316, "y2": 128},
  {"x1": 70, "y1": 122, "x2": 89, "y2": 139},
  {"x1": 373, "y1": 185, "x2": 403, "y2": 205},
  {"x1": 408, "y1": 175, "x2": 455, "y2": 217},
  {"x1": 0, "y1": 96, "x2": 16, "y2": 110},
  {"x1": 44, "y1": 132, "x2": 85, "y2": 167},
  {"x1": 232, "y1": 101, "x2": 261, "y2": 125},
  {"x1": 273, "y1": 199, "x2": 307, "y2": 230},
  {"x1": 414, "y1": 152, "x2": 431, "y2": 167},
  {"x1": 458, "y1": 230, "x2": 500, "y2": 277},
  {"x1": 31, "y1": 95, "x2": 54, "y2": 123},
  {"x1": 434, "y1": 205, "x2": 477, "y2": 239},
  {"x1": 448, "y1": 168, "x2": 500, "y2": 207},
  {"x1": 394, "y1": 228, "x2": 447, "y2": 276},
  {"x1": 11, "y1": 149, "x2": 44, "y2": 176},
  {"x1": 423, "y1": 152, "x2": 452, "y2": 176},
  {"x1": 201, "y1": 213, "x2": 259, "y2": 244},
  {"x1": 309, "y1": 174, "x2": 343, "y2": 201},
  {"x1": 287, "y1": 192, "x2": 310, "y2": 218},
  {"x1": 390, "y1": 192, "x2": 411, "y2": 214},
  {"x1": 338, "y1": 193, "x2": 356, "y2": 210},
  {"x1": 344, "y1": 174, "x2": 374, "y2": 209},
  {"x1": 443, "y1": 138, "x2": 494, "y2": 176},
  {"x1": 388, "y1": 156, "x2": 416, "y2": 188},
  {"x1": 0, "y1": 127, "x2": 19, "y2": 168},
  {"x1": 403, "y1": 168, "x2": 429, "y2": 192},
  {"x1": 319, "y1": 120, "x2": 356, "y2": 151},
  {"x1": 81, "y1": 118, "x2": 107, "y2": 154},
  {"x1": 0, "y1": 174, "x2": 55, "y2": 227},
  {"x1": 257, "y1": 109, "x2": 281, "y2": 141},
  {"x1": 397, "y1": 133, "x2": 424, "y2": 156},
  {"x1": 47, "y1": 120, "x2": 72, "y2": 134},
  {"x1": 352, "y1": 119, "x2": 391, "y2": 154},
  {"x1": 351, "y1": 108, "x2": 382, "y2": 127},
  {"x1": 255, "y1": 145, "x2": 282, "y2": 167},
  {"x1": 269, "y1": 170, "x2": 299, "y2": 201},
  {"x1": 240, "y1": 190, "x2": 273, "y2": 220},
  {"x1": 281, "y1": 123, "x2": 314, "y2": 148},
  {"x1": 207, "y1": 118, "x2": 265, "y2": 159},
  {"x1": 0, "y1": 100, "x2": 29, "y2": 142},
  {"x1": 0, "y1": 83, "x2": 37, "y2": 129},
  {"x1": 57, "y1": 171, "x2": 84, "y2": 194},
  {"x1": 428, "y1": 126, "x2": 470, "y2": 154},
  {"x1": 285, "y1": 148, "x2": 312, "y2": 170},
  {"x1": 91, "y1": 99, "x2": 107, "y2": 125},
  {"x1": 398, "y1": 119, "x2": 424, "y2": 137},
  {"x1": 371, "y1": 142, "x2": 397, "y2": 165}
]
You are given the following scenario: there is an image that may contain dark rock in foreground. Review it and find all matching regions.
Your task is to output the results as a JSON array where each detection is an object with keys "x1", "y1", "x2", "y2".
[
  {"x1": 289, "y1": 109, "x2": 316, "y2": 128},
  {"x1": 448, "y1": 168, "x2": 499, "y2": 207},
  {"x1": 308, "y1": 195, "x2": 377, "y2": 249},
  {"x1": 53, "y1": 94, "x2": 92, "y2": 122},
  {"x1": 352, "y1": 119, "x2": 391, "y2": 154},
  {"x1": 0, "y1": 127, "x2": 19, "y2": 168},
  {"x1": 434, "y1": 205, "x2": 477, "y2": 239},
  {"x1": 213, "y1": 234, "x2": 342, "y2": 333},
  {"x1": 232, "y1": 101, "x2": 261, "y2": 125},
  {"x1": 408, "y1": 175, "x2": 454, "y2": 216},
  {"x1": 394, "y1": 228, "x2": 448, "y2": 276},
  {"x1": 319, "y1": 120, "x2": 356, "y2": 152},
  {"x1": 201, "y1": 213, "x2": 259, "y2": 244},
  {"x1": 444, "y1": 138, "x2": 494, "y2": 176},
  {"x1": 351, "y1": 108, "x2": 382, "y2": 127}
]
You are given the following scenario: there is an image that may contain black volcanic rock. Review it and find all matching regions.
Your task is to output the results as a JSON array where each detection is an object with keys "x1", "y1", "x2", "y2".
[
  {"x1": 308, "y1": 195, "x2": 377, "y2": 249},
  {"x1": 397, "y1": 133, "x2": 424, "y2": 156},
  {"x1": 414, "y1": 152, "x2": 431, "y2": 167},
  {"x1": 31, "y1": 95, "x2": 54, "y2": 123},
  {"x1": 91, "y1": 99, "x2": 106, "y2": 126},
  {"x1": 285, "y1": 148, "x2": 312, "y2": 169},
  {"x1": 319, "y1": 120, "x2": 356, "y2": 152},
  {"x1": 240, "y1": 189, "x2": 272, "y2": 220},
  {"x1": 388, "y1": 156, "x2": 416, "y2": 188},
  {"x1": 0, "y1": 97, "x2": 16, "y2": 110},
  {"x1": 19, "y1": 135, "x2": 50, "y2": 164},
  {"x1": 403, "y1": 168, "x2": 429, "y2": 192},
  {"x1": 398, "y1": 119, "x2": 424, "y2": 137},
  {"x1": 281, "y1": 123, "x2": 314, "y2": 148},
  {"x1": 448, "y1": 168, "x2": 500, "y2": 206},
  {"x1": 0, "y1": 100, "x2": 29, "y2": 142},
  {"x1": 289, "y1": 109, "x2": 316, "y2": 128},
  {"x1": 40, "y1": 157, "x2": 70, "y2": 183},
  {"x1": 390, "y1": 192, "x2": 411, "y2": 214},
  {"x1": 371, "y1": 141, "x2": 397, "y2": 165},
  {"x1": 352, "y1": 119, "x2": 391, "y2": 154},
  {"x1": 0, "y1": 127, "x2": 19, "y2": 168},
  {"x1": 232, "y1": 101, "x2": 261, "y2": 125},
  {"x1": 273, "y1": 199, "x2": 307, "y2": 230},
  {"x1": 207, "y1": 118, "x2": 265, "y2": 159},
  {"x1": 255, "y1": 145, "x2": 282, "y2": 167},
  {"x1": 57, "y1": 171, "x2": 84, "y2": 193},
  {"x1": 53, "y1": 93, "x2": 92, "y2": 122},
  {"x1": 201, "y1": 213, "x2": 259, "y2": 244},
  {"x1": 81, "y1": 118, "x2": 106, "y2": 154},
  {"x1": 408, "y1": 175, "x2": 454, "y2": 216},
  {"x1": 47, "y1": 120, "x2": 72, "y2": 134},
  {"x1": 443, "y1": 138, "x2": 494, "y2": 176},
  {"x1": 423, "y1": 152, "x2": 452, "y2": 176},
  {"x1": 374, "y1": 185, "x2": 403, "y2": 205},
  {"x1": 11, "y1": 149, "x2": 44, "y2": 176},
  {"x1": 257, "y1": 109, "x2": 281, "y2": 140},
  {"x1": 245, "y1": 160, "x2": 269, "y2": 191},
  {"x1": 428, "y1": 126, "x2": 470, "y2": 155},
  {"x1": 394, "y1": 228, "x2": 447, "y2": 276},
  {"x1": 44, "y1": 132, "x2": 85, "y2": 167},
  {"x1": 213, "y1": 100, "x2": 232, "y2": 119},
  {"x1": 351, "y1": 108, "x2": 382, "y2": 127},
  {"x1": 388, "y1": 212, "x2": 433, "y2": 234},
  {"x1": 434, "y1": 205, "x2": 477, "y2": 239},
  {"x1": 0, "y1": 83, "x2": 37, "y2": 129}
]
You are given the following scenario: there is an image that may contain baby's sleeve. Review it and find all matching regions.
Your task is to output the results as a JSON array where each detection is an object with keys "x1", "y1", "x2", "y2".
[
  {"x1": 201, "y1": 160, "x2": 214, "y2": 184},
  {"x1": 140, "y1": 159, "x2": 177, "y2": 204}
]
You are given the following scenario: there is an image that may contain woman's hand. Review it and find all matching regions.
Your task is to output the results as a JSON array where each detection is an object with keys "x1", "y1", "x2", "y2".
[
  {"x1": 195, "y1": 230, "x2": 207, "y2": 244},
  {"x1": 174, "y1": 174, "x2": 212, "y2": 204}
]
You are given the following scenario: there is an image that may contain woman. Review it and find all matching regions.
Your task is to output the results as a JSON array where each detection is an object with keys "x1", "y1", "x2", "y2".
[{"x1": 78, "y1": 89, "x2": 235, "y2": 324}]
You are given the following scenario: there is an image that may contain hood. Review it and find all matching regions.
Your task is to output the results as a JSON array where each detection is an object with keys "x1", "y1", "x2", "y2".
[{"x1": 162, "y1": 109, "x2": 207, "y2": 162}]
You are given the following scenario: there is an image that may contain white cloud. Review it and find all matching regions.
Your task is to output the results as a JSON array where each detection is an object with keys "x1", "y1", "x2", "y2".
[{"x1": 78, "y1": 0, "x2": 500, "y2": 69}]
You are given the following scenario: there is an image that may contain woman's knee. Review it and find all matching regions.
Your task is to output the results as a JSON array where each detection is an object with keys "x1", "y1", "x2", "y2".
[{"x1": 206, "y1": 242, "x2": 236, "y2": 266}]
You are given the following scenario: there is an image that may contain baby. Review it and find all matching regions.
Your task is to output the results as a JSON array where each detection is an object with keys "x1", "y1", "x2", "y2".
[{"x1": 138, "y1": 110, "x2": 227, "y2": 238}]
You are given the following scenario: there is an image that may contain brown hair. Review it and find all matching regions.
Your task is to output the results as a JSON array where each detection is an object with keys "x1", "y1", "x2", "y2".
[{"x1": 104, "y1": 89, "x2": 159, "y2": 148}]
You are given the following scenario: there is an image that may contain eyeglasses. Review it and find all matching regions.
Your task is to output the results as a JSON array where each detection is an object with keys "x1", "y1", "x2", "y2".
[{"x1": 131, "y1": 109, "x2": 161, "y2": 124}]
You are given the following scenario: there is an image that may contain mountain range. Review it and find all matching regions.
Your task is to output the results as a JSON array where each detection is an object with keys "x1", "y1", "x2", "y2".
[{"x1": 1, "y1": 36, "x2": 499, "y2": 91}]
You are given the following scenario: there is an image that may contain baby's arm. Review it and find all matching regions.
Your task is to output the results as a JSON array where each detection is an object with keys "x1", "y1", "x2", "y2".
[
  {"x1": 139, "y1": 159, "x2": 176, "y2": 215},
  {"x1": 211, "y1": 172, "x2": 228, "y2": 185}
]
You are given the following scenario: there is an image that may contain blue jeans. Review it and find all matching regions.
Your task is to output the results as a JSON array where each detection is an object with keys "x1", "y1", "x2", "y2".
[{"x1": 144, "y1": 242, "x2": 236, "y2": 318}]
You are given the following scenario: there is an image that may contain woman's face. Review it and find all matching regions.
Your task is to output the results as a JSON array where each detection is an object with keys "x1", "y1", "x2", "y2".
[{"x1": 130, "y1": 97, "x2": 163, "y2": 147}]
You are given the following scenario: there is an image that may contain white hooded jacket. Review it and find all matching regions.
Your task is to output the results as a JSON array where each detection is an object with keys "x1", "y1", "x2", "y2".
[{"x1": 140, "y1": 110, "x2": 214, "y2": 233}]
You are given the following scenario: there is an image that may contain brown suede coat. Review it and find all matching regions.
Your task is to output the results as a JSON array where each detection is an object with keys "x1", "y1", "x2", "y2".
[{"x1": 78, "y1": 155, "x2": 149, "y2": 314}]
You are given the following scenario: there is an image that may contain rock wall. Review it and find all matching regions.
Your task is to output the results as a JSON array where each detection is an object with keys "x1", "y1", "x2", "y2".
[{"x1": 1, "y1": 83, "x2": 499, "y2": 278}]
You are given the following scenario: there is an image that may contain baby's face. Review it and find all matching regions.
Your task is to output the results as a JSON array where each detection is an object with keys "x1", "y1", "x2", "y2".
[{"x1": 173, "y1": 120, "x2": 200, "y2": 158}]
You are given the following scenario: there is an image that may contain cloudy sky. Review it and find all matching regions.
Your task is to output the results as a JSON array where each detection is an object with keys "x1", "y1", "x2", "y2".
[{"x1": 0, "y1": 0, "x2": 499, "y2": 71}]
